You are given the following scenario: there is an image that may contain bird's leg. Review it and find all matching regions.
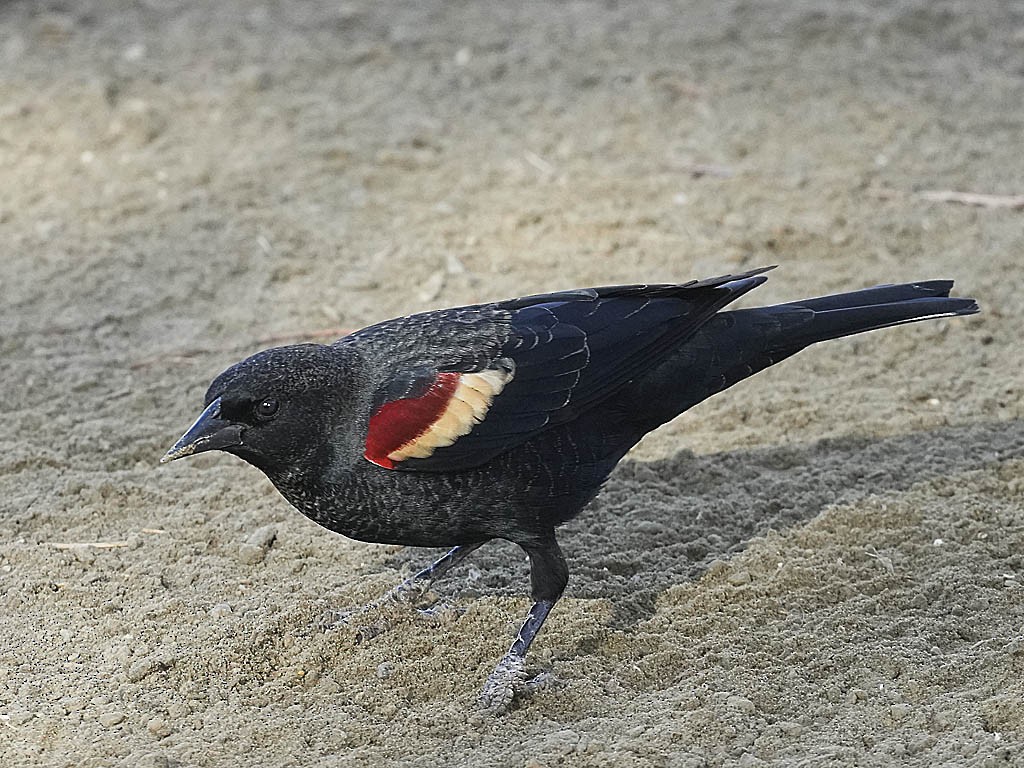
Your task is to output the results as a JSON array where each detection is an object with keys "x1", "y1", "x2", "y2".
[
  {"x1": 479, "y1": 539, "x2": 568, "y2": 713},
  {"x1": 383, "y1": 541, "x2": 485, "y2": 612},
  {"x1": 322, "y1": 542, "x2": 484, "y2": 631}
]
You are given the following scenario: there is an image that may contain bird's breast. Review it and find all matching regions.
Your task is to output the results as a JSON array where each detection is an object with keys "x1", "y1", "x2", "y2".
[{"x1": 265, "y1": 461, "x2": 517, "y2": 547}]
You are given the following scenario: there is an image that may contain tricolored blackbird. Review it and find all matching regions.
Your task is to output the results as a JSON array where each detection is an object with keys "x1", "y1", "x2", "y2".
[{"x1": 163, "y1": 267, "x2": 977, "y2": 710}]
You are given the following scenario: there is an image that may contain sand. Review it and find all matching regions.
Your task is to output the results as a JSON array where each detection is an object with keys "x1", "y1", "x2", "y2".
[{"x1": 2, "y1": 1, "x2": 1023, "y2": 766}]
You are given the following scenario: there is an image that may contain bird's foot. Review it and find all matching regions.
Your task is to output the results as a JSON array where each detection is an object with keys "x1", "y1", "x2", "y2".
[
  {"x1": 319, "y1": 576, "x2": 431, "y2": 627},
  {"x1": 413, "y1": 600, "x2": 466, "y2": 624},
  {"x1": 479, "y1": 653, "x2": 526, "y2": 713},
  {"x1": 319, "y1": 607, "x2": 359, "y2": 631},
  {"x1": 478, "y1": 653, "x2": 561, "y2": 714},
  {"x1": 318, "y1": 606, "x2": 386, "y2": 643},
  {"x1": 319, "y1": 586, "x2": 461, "y2": 640}
]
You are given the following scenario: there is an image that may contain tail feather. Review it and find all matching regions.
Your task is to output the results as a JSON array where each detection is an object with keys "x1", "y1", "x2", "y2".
[
  {"x1": 774, "y1": 293, "x2": 979, "y2": 347},
  {"x1": 780, "y1": 280, "x2": 957, "y2": 312},
  {"x1": 618, "y1": 279, "x2": 978, "y2": 435}
]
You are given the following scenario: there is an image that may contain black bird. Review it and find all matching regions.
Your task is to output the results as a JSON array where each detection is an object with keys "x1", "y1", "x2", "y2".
[{"x1": 162, "y1": 267, "x2": 977, "y2": 710}]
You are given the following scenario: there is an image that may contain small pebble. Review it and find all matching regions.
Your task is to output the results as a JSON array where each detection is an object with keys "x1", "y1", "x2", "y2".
[
  {"x1": 846, "y1": 688, "x2": 867, "y2": 704},
  {"x1": 540, "y1": 728, "x2": 579, "y2": 755},
  {"x1": 728, "y1": 695, "x2": 756, "y2": 714},
  {"x1": 777, "y1": 721, "x2": 802, "y2": 737},
  {"x1": 62, "y1": 697, "x2": 86, "y2": 713},
  {"x1": 147, "y1": 717, "x2": 172, "y2": 738},
  {"x1": 727, "y1": 569, "x2": 752, "y2": 586},
  {"x1": 890, "y1": 703, "x2": 912, "y2": 721},
  {"x1": 239, "y1": 524, "x2": 277, "y2": 565},
  {"x1": 127, "y1": 654, "x2": 172, "y2": 683},
  {"x1": 99, "y1": 711, "x2": 126, "y2": 727}
]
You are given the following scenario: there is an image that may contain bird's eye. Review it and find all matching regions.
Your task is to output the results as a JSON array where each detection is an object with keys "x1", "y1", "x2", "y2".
[{"x1": 254, "y1": 398, "x2": 279, "y2": 421}]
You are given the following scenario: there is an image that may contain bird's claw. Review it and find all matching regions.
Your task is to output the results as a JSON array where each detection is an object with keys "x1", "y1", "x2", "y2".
[
  {"x1": 319, "y1": 590, "x2": 461, "y2": 641},
  {"x1": 414, "y1": 600, "x2": 465, "y2": 624},
  {"x1": 387, "y1": 579, "x2": 434, "y2": 608},
  {"x1": 318, "y1": 609, "x2": 386, "y2": 642},
  {"x1": 523, "y1": 670, "x2": 561, "y2": 694},
  {"x1": 479, "y1": 653, "x2": 526, "y2": 713},
  {"x1": 318, "y1": 578, "x2": 425, "y2": 627},
  {"x1": 477, "y1": 653, "x2": 560, "y2": 714},
  {"x1": 319, "y1": 608, "x2": 358, "y2": 631}
]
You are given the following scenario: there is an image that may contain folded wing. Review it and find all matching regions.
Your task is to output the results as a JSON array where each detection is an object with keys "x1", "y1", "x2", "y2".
[{"x1": 362, "y1": 267, "x2": 773, "y2": 471}]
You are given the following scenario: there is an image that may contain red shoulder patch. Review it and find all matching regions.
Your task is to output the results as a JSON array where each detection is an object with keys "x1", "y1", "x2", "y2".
[
  {"x1": 364, "y1": 368, "x2": 514, "y2": 469},
  {"x1": 364, "y1": 373, "x2": 460, "y2": 469}
]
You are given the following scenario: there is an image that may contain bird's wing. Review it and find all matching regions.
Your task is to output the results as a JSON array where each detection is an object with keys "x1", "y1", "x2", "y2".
[{"x1": 361, "y1": 267, "x2": 773, "y2": 471}]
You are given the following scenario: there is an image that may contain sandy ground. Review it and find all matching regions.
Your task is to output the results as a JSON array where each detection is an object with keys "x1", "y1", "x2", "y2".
[{"x1": 2, "y1": 1, "x2": 1023, "y2": 766}]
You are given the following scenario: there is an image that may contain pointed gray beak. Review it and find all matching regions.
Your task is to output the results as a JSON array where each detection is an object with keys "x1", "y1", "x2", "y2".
[{"x1": 161, "y1": 397, "x2": 244, "y2": 463}]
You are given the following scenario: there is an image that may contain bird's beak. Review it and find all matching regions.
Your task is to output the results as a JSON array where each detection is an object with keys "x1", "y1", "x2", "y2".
[{"x1": 160, "y1": 397, "x2": 243, "y2": 463}]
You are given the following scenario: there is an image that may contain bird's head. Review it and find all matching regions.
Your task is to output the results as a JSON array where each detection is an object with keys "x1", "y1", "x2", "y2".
[{"x1": 162, "y1": 343, "x2": 359, "y2": 476}]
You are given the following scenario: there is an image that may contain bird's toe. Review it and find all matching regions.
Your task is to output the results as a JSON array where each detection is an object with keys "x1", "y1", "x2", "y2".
[
  {"x1": 414, "y1": 600, "x2": 465, "y2": 624},
  {"x1": 319, "y1": 608, "x2": 356, "y2": 631},
  {"x1": 478, "y1": 653, "x2": 527, "y2": 714},
  {"x1": 523, "y1": 670, "x2": 562, "y2": 695},
  {"x1": 318, "y1": 608, "x2": 386, "y2": 641}
]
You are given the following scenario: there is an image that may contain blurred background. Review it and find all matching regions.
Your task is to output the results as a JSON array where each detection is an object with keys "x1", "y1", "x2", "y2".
[{"x1": 2, "y1": 2, "x2": 1022, "y2": 766}]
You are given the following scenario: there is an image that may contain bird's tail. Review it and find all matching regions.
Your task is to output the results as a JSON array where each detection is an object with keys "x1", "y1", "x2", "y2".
[
  {"x1": 619, "y1": 279, "x2": 978, "y2": 434},
  {"x1": 771, "y1": 280, "x2": 978, "y2": 345}
]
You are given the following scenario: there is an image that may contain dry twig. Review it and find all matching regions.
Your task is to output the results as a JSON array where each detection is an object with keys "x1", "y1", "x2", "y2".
[{"x1": 919, "y1": 190, "x2": 1024, "y2": 210}]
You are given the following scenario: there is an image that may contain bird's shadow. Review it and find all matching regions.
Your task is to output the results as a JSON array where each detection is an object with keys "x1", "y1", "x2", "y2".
[{"x1": 384, "y1": 419, "x2": 1023, "y2": 629}]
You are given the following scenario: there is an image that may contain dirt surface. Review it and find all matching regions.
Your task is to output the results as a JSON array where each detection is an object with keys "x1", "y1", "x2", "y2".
[{"x1": 3, "y1": 1, "x2": 1023, "y2": 766}]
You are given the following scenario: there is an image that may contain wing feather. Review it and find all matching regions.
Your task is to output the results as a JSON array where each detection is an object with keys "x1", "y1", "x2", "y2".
[{"x1": 362, "y1": 268, "x2": 773, "y2": 471}]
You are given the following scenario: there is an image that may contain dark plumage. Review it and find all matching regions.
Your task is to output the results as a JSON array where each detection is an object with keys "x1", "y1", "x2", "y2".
[{"x1": 162, "y1": 267, "x2": 977, "y2": 710}]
